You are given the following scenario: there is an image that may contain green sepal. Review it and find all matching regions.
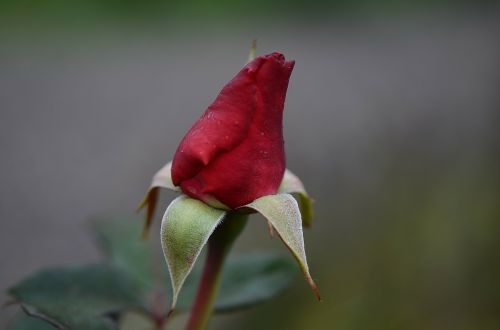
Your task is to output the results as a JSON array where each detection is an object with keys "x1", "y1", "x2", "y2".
[
  {"x1": 244, "y1": 193, "x2": 321, "y2": 301},
  {"x1": 278, "y1": 169, "x2": 315, "y2": 227},
  {"x1": 137, "y1": 161, "x2": 180, "y2": 238},
  {"x1": 161, "y1": 196, "x2": 226, "y2": 310}
]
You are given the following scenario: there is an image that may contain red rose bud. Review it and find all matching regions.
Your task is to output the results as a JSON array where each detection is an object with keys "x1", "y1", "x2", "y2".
[{"x1": 172, "y1": 52, "x2": 295, "y2": 209}]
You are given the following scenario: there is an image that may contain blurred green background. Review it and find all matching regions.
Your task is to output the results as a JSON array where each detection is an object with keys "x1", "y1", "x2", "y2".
[{"x1": 1, "y1": 0, "x2": 499, "y2": 329}]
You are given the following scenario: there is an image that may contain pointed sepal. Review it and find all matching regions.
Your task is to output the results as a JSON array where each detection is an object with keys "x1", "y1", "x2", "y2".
[
  {"x1": 244, "y1": 193, "x2": 320, "y2": 300},
  {"x1": 138, "y1": 161, "x2": 179, "y2": 238},
  {"x1": 161, "y1": 196, "x2": 226, "y2": 310},
  {"x1": 279, "y1": 169, "x2": 315, "y2": 227}
]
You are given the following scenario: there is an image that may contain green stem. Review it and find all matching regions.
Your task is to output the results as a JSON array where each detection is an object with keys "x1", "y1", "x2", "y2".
[{"x1": 185, "y1": 213, "x2": 248, "y2": 330}]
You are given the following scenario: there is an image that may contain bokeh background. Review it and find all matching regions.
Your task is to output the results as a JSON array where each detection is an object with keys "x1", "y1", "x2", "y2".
[{"x1": 1, "y1": 0, "x2": 500, "y2": 329}]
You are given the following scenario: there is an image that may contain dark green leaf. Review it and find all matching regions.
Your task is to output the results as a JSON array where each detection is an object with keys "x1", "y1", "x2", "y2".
[
  {"x1": 176, "y1": 253, "x2": 297, "y2": 312},
  {"x1": 8, "y1": 312, "x2": 55, "y2": 330},
  {"x1": 91, "y1": 217, "x2": 160, "y2": 292},
  {"x1": 8, "y1": 264, "x2": 147, "y2": 330}
]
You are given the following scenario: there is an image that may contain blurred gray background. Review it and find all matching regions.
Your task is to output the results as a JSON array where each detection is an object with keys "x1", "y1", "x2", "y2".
[{"x1": 1, "y1": 3, "x2": 500, "y2": 329}]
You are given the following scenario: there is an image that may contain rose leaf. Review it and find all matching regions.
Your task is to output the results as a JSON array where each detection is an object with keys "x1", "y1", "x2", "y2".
[
  {"x1": 8, "y1": 264, "x2": 147, "y2": 330},
  {"x1": 176, "y1": 252, "x2": 297, "y2": 311},
  {"x1": 91, "y1": 217, "x2": 161, "y2": 293}
]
